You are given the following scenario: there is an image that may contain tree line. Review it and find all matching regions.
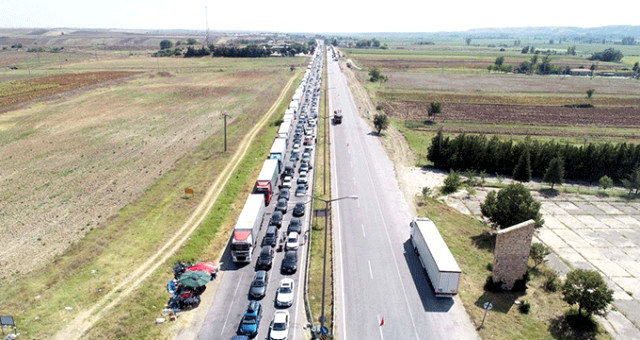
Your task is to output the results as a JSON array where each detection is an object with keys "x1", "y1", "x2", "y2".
[
  {"x1": 427, "y1": 131, "x2": 640, "y2": 184},
  {"x1": 154, "y1": 40, "x2": 316, "y2": 58}
]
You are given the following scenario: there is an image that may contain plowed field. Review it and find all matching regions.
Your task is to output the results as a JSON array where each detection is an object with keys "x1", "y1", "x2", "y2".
[{"x1": 0, "y1": 72, "x2": 135, "y2": 110}]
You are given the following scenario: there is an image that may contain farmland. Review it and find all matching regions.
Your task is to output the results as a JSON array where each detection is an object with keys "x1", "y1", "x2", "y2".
[
  {"x1": 0, "y1": 32, "x2": 309, "y2": 337},
  {"x1": 342, "y1": 38, "x2": 640, "y2": 146}
]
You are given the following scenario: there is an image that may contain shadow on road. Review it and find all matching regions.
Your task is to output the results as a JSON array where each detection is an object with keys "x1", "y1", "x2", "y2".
[{"x1": 402, "y1": 240, "x2": 454, "y2": 313}]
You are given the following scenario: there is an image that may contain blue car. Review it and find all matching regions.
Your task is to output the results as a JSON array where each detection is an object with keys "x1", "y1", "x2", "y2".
[{"x1": 239, "y1": 301, "x2": 262, "y2": 338}]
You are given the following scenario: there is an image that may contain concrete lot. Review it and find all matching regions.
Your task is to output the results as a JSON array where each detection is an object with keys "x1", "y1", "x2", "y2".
[{"x1": 443, "y1": 185, "x2": 640, "y2": 340}]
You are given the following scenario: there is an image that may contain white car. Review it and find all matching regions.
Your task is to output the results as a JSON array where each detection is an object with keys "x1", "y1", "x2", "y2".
[
  {"x1": 270, "y1": 310, "x2": 290, "y2": 340},
  {"x1": 286, "y1": 232, "x2": 299, "y2": 250},
  {"x1": 292, "y1": 143, "x2": 301, "y2": 153},
  {"x1": 281, "y1": 176, "x2": 292, "y2": 189},
  {"x1": 276, "y1": 278, "x2": 295, "y2": 307}
]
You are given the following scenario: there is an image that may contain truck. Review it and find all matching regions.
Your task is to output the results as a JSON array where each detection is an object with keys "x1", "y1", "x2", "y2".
[
  {"x1": 285, "y1": 108, "x2": 296, "y2": 118},
  {"x1": 254, "y1": 159, "x2": 279, "y2": 205},
  {"x1": 231, "y1": 194, "x2": 266, "y2": 263},
  {"x1": 269, "y1": 137, "x2": 287, "y2": 171},
  {"x1": 283, "y1": 113, "x2": 295, "y2": 123},
  {"x1": 333, "y1": 109, "x2": 343, "y2": 124},
  {"x1": 288, "y1": 99, "x2": 299, "y2": 113},
  {"x1": 410, "y1": 217, "x2": 461, "y2": 297},
  {"x1": 277, "y1": 120, "x2": 291, "y2": 139}
]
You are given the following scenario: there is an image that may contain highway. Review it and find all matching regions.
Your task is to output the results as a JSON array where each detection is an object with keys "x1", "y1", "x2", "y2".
[
  {"x1": 182, "y1": 45, "x2": 324, "y2": 340},
  {"x1": 327, "y1": 49, "x2": 478, "y2": 339}
]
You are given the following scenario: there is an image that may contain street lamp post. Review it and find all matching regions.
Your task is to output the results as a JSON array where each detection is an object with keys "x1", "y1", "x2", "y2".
[{"x1": 309, "y1": 194, "x2": 358, "y2": 333}]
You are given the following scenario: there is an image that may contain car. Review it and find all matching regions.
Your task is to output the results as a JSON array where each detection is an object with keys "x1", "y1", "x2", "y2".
[
  {"x1": 301, "y1": 152, "x2": 311, "y2": 163},
  {"x1": 299, "y1": 162, "x2": 309, "y2": 173},
  {"x1": 281, "y1": 250, "x2": 297, "y2": 274},
  {"x1": 262, "y1": 226, "x2": 278, "y2": 247},
  {"x1": 304, "y1": 146, "x2": 314, "y2": 154},
  {"x1": 287, "y1": 217, "x2": 302, "y2": 234},
  {"x1": 278, "y1": 189, "x2": 290, "y2": 202},
  {"x1": 269, "y1": 211, "x2": 283, "y2": 227},
  {"x1": 286, "y1": 232, "x2": 299, "y2": 250},
  {"x1": 269, "y1": 310, "x2": 289, "y2": 340},
  {"x1": 297, "y1": 173, "x2": 308, "y2": 185},
  {"x1": 275, "y1": 198, "x2": 288, "y2": 214},
  {"x1": 276, "y1": 278, "x2": 295, "y2": 307},
  {"x1": 292, "y1": 201, "x2": 305, "y2": 217},
  {"x1": 281, "y1": 176, "x2": 292, "y2": 190},
  {"x1": 249, "y1": 270, "x2": 269, "y2": 299},
  {"x1": 293, "y1": 136, "x2": 301, "y2": 144},
  {"x1": 292, "y1": 143, "x2": 301, "y2": 153},
  {"x1": 232, "y1": 336, "x2": 250, "y2": 340},
  {"x1": 304, "y1": 137, "x2": 313, "y2": 146},
  {"x1": 295, "y1": 184, "x2": 307, "y2": 197},
  {"x1": 304, "y1": 128, "x2": 313, "y2": 136},
  {"x1": 257, "y1": 246, "x2": 274, "y2": 270},
  {"x1": 290, "y1": 151, "x2": 299, "y2": 163},
  {"x1": 238, "y1": 300, "x2": 262, "y2": 337}
]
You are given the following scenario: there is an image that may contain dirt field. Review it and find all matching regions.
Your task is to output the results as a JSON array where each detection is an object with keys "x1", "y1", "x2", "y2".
[
  {"x1": 0, "y1": 71, "x2": 136, "y2": 110},
  {"x1": 381, "y1": 101, "x2": 640, "y2": 127},
  {"x1": 0, "y1": 57, "x2": 298, "y2": 279}
]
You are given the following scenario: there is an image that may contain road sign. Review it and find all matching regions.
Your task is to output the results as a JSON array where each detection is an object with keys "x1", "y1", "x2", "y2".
[
  {"x1": 319, "y1": 316, "x2": 326, "y2": 324},
  {"x1": 484, "y1": 302, "x2": 493, "y2": 310},
  {"x1": 321, "y1": 325, "x2": 329, "y2": 335}
]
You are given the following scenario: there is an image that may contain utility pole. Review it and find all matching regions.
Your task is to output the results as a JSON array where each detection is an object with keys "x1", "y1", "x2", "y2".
[
  {"x1": 204, "y1": 6, "x2": 210, "y2": 46},
  {"x1": 323, "y1": 46, "x2": 328, "y2": 195},
  {"x1": 222, "y1": 112, "x2": 229, "y2": 152}
]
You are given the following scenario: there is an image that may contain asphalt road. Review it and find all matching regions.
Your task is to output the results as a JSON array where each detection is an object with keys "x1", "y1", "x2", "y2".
[
  {"x1": 328, "y1": 48, "x2": 478, "y2": 340},
  {"x1": 190, "y1": 48, "x2": 324, "y2": 340}
]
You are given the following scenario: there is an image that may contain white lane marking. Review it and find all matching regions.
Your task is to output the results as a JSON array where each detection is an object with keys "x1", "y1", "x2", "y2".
[
  {"x1": 361, "y1": 223, "x2": 366, "y2": 237},
  {"x1": 377, "y1": 315, "x2": 385, "y2": 340},
  {"x1": 337, "y1": 59, "x2": 420, "y2": 338},
  {"x1": 357, "y1": 199, "x2": 360, "y2": 208},
  {"x1": 219, "y1": 272, "x2": 244, "y2": 336},
  {"x1": 368, "y1": 260, "x2": 373, "y2": 279}
]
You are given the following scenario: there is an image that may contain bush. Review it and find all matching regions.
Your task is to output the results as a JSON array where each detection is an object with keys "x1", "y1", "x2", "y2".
[
  {"x1": 442, "y1": 170, "x2": 462, "y2": 194},
  {"x1": 518, "y1": 300, "x2": 531, "y2": 314},
  {"x1": 530, "y1": 242, "x2": 550, "y2": 268},
  {"x1": 563, "y1": 103, "x2": 594, "y2": 108},
  {"x1": 421, "y1": 186, "x2": 431, "y2": 198},
  {"x1": 543, "y1": 269, "x2": 560, "y2": 292},
  {"x1": 599, "y1": 175, "x2": 613, "y2": 190}
]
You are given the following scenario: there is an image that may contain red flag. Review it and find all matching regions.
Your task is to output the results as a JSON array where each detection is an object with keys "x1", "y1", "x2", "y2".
[{"x1": 379, "y1": 317, "x2": 384, "y2": 326}]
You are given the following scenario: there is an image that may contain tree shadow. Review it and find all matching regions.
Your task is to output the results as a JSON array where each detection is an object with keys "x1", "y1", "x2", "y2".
[
  {"x1": 366, "y1": 131, "x2": 382, "y2": 137},
  {"x1": 549, "y1": 310, "x2": 600, "y2": 340},
  {"x1": 474, "y1": 288, "x2": 526, "y2": 315},
  {"x1": 470, "y1": 230, "x2": 494, "y2": 251},
  {"x1": 539, "y1": 188, "x2": 560, "y2": 198}
]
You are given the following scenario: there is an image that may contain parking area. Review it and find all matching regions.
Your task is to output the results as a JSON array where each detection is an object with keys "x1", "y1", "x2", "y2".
[{"x1": 442, "y1": 183, "x2": 640, "y2": 339}]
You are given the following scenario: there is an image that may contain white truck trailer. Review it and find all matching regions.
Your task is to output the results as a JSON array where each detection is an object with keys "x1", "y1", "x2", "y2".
[
  {"x1": 231, "y1": 194, "x2": 266, "y2": 263},
  {"x1": 278, "y1": 120, "x2": 292, "y2": 139},
  {"x1": 410, "y1": 217, "x2": 461, "y2": 297}
]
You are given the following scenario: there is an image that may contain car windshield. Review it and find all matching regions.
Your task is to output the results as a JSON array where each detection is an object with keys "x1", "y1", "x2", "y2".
[
  {"x1": 289, "y1": 236, "x2": 298, "y2": 242},
  {"x1": 243, "y1": 315, "x2": 256, "y2": 324},
  {"x1": 273, "y1": 322, "x2": 287, "y2": 331},
  {"x1": 254, "y1": 280, "x2": 265, "y2": 287},
  {"x1": 280, "y1": 287, "x2": 291, "y2": 294}
]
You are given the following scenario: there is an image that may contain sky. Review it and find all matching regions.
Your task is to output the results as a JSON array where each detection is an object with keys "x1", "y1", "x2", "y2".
[{"x1": 1, "y1": 0, "x2": 639, "y2": 33}]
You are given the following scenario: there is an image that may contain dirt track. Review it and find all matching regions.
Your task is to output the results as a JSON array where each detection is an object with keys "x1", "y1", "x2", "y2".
[{"x1": 52, "y1": 74, "x2": 297, "y2": 339}]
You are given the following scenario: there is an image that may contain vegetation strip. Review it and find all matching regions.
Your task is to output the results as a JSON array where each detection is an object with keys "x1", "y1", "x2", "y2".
[
  {"x1": 308, "y1": 48, "x2": 334, "y2": 332},
  {"x1": 54, "y1": 74, "x2": 299, "y2": 339}
]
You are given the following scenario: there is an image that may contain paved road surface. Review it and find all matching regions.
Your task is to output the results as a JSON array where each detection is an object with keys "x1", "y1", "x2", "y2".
[
  {"x1": 328, "y1": 50, "x2": 478, "y2": 340},
  {"x1": 187, "y1": 48, "x2": 324, "y2": 340}
]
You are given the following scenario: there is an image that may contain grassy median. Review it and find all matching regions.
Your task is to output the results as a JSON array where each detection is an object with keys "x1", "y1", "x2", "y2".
[{"x1": 308, "y1": 49, "x2": 334, "y2": 332}]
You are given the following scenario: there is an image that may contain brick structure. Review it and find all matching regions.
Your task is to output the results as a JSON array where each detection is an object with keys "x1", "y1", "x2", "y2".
[{"x1": 492, "y1": 219, "x2": 535, "y2": 290}]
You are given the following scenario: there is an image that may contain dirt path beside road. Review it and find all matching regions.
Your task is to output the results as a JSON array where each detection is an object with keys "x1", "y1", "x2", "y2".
[{"x1": 53, "y1": 75, "x2": 298, "y2": 340}]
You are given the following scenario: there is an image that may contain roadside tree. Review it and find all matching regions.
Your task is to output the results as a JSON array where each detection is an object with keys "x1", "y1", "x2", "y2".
[
  {"x1": 621, "y1": 166, "x2": 640, "y2": 195},
  {"x1": 513, "y1": 146, "x2": 532, "y2": 182},
  {"x1": 160, "y1": 40, "x2": 173, "y2": 50},
  {"x1": 599, "y1": 175, "x2": 613, "y2": 191},
  {"x1": 427, "y1": 102, "x2": 442, "y2": 121},
  {"x1": 480, "y1": 183, "x2": 544, "y2": 229},
  {"x1": 543, "y1": 157, "x2": 565, "y2": 189},
  {"x1": 373, "y1": 113, "x2": 389, "y2": 135},
  {"x1": 586, "y1": 88, "x2": 595, "y2": 99},
  {"x1": 562, "y1": 269, "x2": 613, "y2": 317}
]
